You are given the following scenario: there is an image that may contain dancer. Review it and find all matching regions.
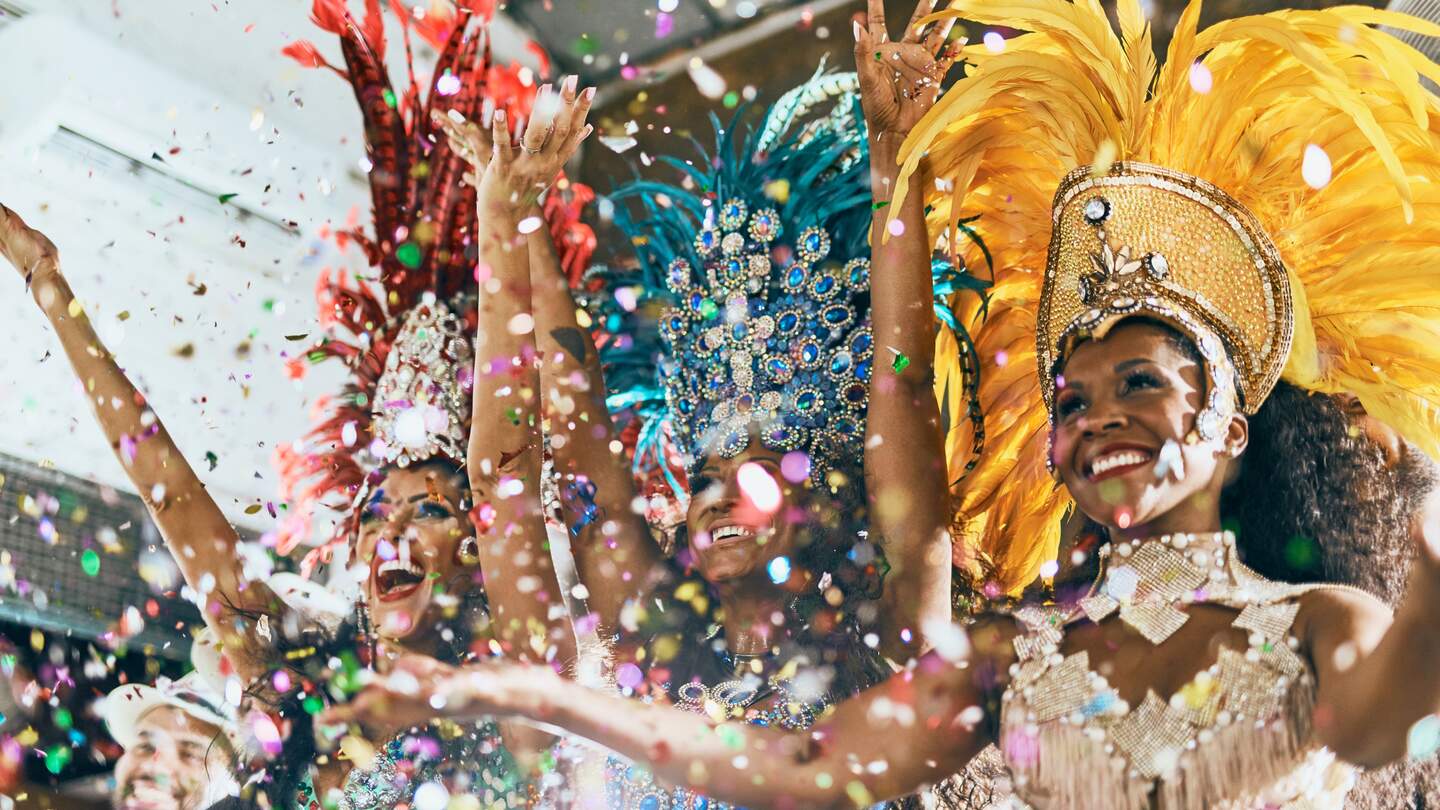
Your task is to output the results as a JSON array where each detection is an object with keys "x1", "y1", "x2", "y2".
[
  {"x1": 1, "y1": 6, "x2": 592, "y2": 809},
  {"x1": 418, "y1": 3, "x2": 967, "y2": 806},
  {"x1": 325, "y1": 2, "x2": 1440, "y2": 807}
]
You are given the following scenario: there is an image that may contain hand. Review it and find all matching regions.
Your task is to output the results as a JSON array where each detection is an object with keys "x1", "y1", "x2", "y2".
[
  {"x1": 434, "y1": 106, "x2": 494, "y2": 189},
  {"x1": 317, "y1": 654, "x2": 459, "y2": 743},
  {"x1": 854, "y1": 0, "x2": 958, "y2": 138},
  {"x1": 477, "y1": 75, "x2": 595, "y2": 211},
  {"x1": 0, "y1": 203, "x2": 59, "y2": 286},
  {"x1": 317, "y1": 655, "x2": 524, "y2": 742}
]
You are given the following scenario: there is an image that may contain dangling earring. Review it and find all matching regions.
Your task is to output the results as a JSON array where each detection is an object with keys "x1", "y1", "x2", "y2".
[{"x1": 455, "y1": 535, "x2": 481, "y2": 566}]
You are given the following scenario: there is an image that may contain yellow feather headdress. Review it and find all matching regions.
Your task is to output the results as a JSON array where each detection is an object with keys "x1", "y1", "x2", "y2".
[{"x1": 896, "y1": 0, "x2": 1440, "y2": 593}]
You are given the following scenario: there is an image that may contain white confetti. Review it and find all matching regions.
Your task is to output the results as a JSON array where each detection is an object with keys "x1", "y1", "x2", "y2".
[
  {"x1": 687, "y1": 57, "x2": 726, "y2": 99},
  {"x1": 1302, "y1": 143, "x2": 1332, "y2": 189}
]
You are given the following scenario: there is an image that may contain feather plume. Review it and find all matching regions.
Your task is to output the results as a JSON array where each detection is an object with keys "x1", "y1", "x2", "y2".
[{"x1": 903, "y1": 0, "x2": 1440, "y2": 593}]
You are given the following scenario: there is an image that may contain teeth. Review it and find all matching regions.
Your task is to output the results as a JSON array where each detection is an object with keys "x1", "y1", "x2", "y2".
[
  {"x1": 1090, "y1": 451, "x2": 1150, "y2": 477},
  {"x1": 711, "y1": 525, "x2": 752, "y2": 541},
  {"x1": 378, "y1": 559, "x2": 424, "y2": 578}
]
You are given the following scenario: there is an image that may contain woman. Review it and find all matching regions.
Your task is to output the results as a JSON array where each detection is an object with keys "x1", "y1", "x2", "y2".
[
  {"x1": 326, "y1": 2, "x2": 1440, "y2": 807},
  {"x1": 1, "y1": 9, "x2": 591, "y2": 810},
  {"x1": 421, "y1": 4, "x2": 964, "y2": 807}
]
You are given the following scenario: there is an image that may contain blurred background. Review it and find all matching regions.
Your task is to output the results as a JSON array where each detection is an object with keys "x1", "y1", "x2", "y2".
[{"x1": 0, "y1": 0, "x2": 1432, "y2": 806}]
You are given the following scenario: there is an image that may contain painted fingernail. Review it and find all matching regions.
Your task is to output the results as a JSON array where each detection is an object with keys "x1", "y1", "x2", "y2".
[
  {"x1": 495, "y1": 109, "x2": 506, "y2": 122},
  {"x1": 853, "y1": 19, "x2": 861, "y2": 40},
  {"x1": 447, "y1": 109, "x2": 466, "y2": 124},
  {"x1": 566, "y1": 74, "x2": 578, "y2": 93},
  {"x1": 583, "y1": 87, "x2": 596, "y2": 101}
]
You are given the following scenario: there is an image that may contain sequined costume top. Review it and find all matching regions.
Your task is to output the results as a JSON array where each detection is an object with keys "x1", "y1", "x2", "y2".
[
  {"x1": 295, "y1": 719, "x2": 531, "y2": 810},
  {"x1": 995, "y1": 533, "x2": 1358, "y2": 810}
]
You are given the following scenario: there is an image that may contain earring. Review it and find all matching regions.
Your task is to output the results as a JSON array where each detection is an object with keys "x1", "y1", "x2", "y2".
[{"x1": 455, "y1": 536, "x2": 481, "y2": 566}]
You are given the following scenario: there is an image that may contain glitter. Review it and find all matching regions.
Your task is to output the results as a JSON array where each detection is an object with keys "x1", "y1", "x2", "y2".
[
  {"x1": 737, "y1": 462, "x2": 782, "y2": 514},
  {"x1": 1188, "y1": 61, "x2": 1213, "y2": 94},
  {"x1": 780, "y1": 451, "x2": 811, "y2": 483},
  {"x1": 616, "y1": 662, "x2": 644, "y2": 690},
  {"x1": 1302, "y1": 144, "x2": 1333, "y2": 189},
  {"x1": 435, "y1": 72, "x2": 461, "y2": 96},
  {"x1": 80, "y1": 549, "x2": 99, "y2": 577},
  {"x1": 767, "y1": 556, "x2": 791, "y2": 584}
]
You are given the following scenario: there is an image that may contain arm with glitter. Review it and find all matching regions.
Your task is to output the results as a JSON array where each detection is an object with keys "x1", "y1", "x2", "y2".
[
  {"x1": 526, "y1": 185, "x2": 664, "y2": 635},
  {"x1": 464, "y1": 86, "x2": 596, "y2": 671},
  {"x1": 327, "y1": 617, "x2": 1018, "y2": 809},
  {"x1": 0, "y1": 203, "x2": 276, "y2": 680},
  {"x1": 1306, "y1": 491, "x2": 1440, "y2": 767},
  {"x1": 854, "y1": 0, "x2": 958, "y2": 661}
]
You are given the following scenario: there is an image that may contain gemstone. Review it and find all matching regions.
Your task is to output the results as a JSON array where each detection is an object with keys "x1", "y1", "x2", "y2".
[
  {"x1": 1083, "y1": 196, "x2": 1111, "y2": 225},
  {"x1": 1148, "y1": 252, "x2": 1169, "y2": 278}
]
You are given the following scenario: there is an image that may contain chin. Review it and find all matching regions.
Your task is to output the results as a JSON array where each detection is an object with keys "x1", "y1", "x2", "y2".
[{"x1": 367, "y1": 588, "x2": 436, "y2": 639}]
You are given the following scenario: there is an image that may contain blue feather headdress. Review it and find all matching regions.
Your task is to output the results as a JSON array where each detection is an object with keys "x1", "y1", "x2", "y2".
[{"x1": 594, "y1": 69, "x2": 873, "y2": 499}]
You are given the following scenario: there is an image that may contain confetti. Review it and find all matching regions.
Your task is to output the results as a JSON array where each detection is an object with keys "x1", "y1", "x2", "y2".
[
  {"x1": 767, "y1": 556, "x2": 791, "y2": 584},
  {"x1": 736, "y1": 462, "x2": 781, "y2": 514},
  {"x1": 80, "y1": 549, "x2": 100, "y2": 577},
  {"x1": 891, "y1": 352, "x2": 910, "y2": 373},
  {"x1": 217, "y1": 193, "x2": 239, "y2": 204},
  {"x1": 1302, "y1": 144, "x2": 1332, "y2": 189},
  {"x1": 1188, "y1": 61, "x2": 1213, "y2": 94}
]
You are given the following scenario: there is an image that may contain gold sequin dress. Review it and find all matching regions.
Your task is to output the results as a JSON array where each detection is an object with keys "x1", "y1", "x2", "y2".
[{"x1": 994, "y1": 533, "x2": 1357, "y2": 810}]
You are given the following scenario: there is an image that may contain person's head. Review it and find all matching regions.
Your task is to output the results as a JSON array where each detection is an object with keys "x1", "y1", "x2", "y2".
[
  {"x1": 684, "y1": 446, "x2": 810, "y2": 587},
  {"x1": 351, "y1": 457, "x2": 483, "y2": 651},
  {"x1": 106, "y1": 677, "x2": 237, "y2": 810},
  {"x1": 1050, "y1": 318, "x2": 1247, "y2": 538}
]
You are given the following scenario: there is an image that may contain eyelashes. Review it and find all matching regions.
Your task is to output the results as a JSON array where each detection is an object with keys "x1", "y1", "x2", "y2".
[{"x1": 1054, "y1": 370, "x2": 1167, "y2": 421}]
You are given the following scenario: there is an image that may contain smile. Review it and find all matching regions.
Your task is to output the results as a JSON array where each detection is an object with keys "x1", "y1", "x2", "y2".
[
  {"x1": 373, "y1": 556, "x2": 427, "y2": 602},
  {"x1": 1085, "y1": 447, "x2": 1154, "y2": 482},
  {"x1": 709, "y1": 524, "x2": 760, "y2": 545}
]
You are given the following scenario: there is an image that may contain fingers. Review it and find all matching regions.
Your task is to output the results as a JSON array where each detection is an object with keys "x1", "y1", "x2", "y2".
[
  {"x1": 522, "y1": 84, "x2": 554, "y2": 154},
  {"x1": 866, "y1": 0, "x2": 887, "y2": 39},
  {"x1": 492, "y1": 108, "x2": 514, "y2": 167},
  {"x1": 904, "y1": 0, "x2": 937, "y2": 44},
  {"x1": 923, "y1": 13, "x2": 957, "y2": 56}
]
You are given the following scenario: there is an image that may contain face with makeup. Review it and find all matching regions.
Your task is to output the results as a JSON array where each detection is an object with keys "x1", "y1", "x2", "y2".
[
  {"x1": 1051, "y1": 320, "x2": 1248, "y2": 537},
  {"x1": 685, "y1": 447, "x2": 808, "y2": 585},
  {"x1": 353, "y1": 460, "x2": 477, "y2": 643}
]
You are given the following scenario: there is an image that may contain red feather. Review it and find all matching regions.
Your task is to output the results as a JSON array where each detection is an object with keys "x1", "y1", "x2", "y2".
[{"x1": 309, "y1": 0, "x2": 349, "y2": 34}]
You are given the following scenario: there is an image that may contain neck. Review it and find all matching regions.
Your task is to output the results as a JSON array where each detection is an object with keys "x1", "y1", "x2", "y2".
[
  {"x1": 1118, "y1": 495, "x2": 1224, "y2": 543},
  {"x1": 714, "y1": 577, "x2": 791, "y2": 657}
]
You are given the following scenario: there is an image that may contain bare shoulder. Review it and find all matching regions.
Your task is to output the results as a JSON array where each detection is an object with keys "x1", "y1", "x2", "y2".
[{"x1": 1295, "y1": 585, "x2": 1392, "y2": 650}]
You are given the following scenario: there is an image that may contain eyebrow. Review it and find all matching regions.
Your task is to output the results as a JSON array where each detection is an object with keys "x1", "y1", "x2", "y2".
[{"x1": 1114, "y1": 358, "x2": 1153, "y2": 373}]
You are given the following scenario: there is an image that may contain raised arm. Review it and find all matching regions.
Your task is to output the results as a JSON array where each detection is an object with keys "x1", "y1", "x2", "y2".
[
  {"x1": 1307, "y1": 490, "x2": 1440, "y2": 767},
  {"x1": 854, "y1": 0, "x2": 958, "y2": 661},
  {"x1": 326, "y1": 617, "x2": 1018, "y2": 809},
  {"x1": 445, "y1": 80, "x2": 664, "y2": 638},
  {"x1": 527, "y1": 193, "x2": 664, "y2": 634},
  {"x1": 0, "y1": 204, "x2": 273, "y2": 678},
  {"x1": 456, "y1": 87, "x2": 595, "y2": 666}
]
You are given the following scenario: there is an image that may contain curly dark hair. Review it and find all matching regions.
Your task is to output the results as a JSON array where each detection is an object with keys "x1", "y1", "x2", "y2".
[
  {"x1": 1222, "y1": 379, "x2": 1439, "y2": 809},
  {"x1": 626, "y1": 462, "x2": 894, "y2": 706}
]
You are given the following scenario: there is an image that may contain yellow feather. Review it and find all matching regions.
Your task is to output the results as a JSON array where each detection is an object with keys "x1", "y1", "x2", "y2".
[{"x1": 907, "y1": 0, "x2": 1440, "y2": 596}]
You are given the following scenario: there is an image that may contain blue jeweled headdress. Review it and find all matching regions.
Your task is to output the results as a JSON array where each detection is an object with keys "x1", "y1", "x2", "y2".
[{"x1": 596, "y1": 69, "x2": 873, "y2": 494}]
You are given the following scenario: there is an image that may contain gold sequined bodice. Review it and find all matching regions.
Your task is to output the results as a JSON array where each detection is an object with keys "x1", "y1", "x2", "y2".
[{"x1": 993, "y1": 533, "x2": 1357, "y2": 810}]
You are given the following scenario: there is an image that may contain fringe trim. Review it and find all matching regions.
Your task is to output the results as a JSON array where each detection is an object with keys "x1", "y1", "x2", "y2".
[{"x1": 1002, "y1": 674, "x2": 1343, "y2": 809}]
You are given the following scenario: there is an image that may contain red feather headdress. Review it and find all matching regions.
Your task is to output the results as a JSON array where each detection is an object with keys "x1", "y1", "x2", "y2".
[{"x1": 275, "y1": 0, "x2": 596, "y2": 572}]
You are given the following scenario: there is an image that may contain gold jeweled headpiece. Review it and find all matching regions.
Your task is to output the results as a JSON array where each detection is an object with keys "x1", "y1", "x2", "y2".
[
  {"x1": 891, "y1": 0, "x2": 1440, "y2": 593},
  {"x1": 1039, "y1": 162, "x2": 1294, "y2": 441}
]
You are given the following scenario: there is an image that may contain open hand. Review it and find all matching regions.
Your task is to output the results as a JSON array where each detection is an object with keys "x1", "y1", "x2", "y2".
[
  {"x1": 854, "y1": 0, "x2": 958, "y2": 138},
  {"x1": 0, "y1": 203, "x2": 59, "y2": 286},
  {"x1": 471, "y1": 75, "x2": 595, "y2": 212},
  {"x1": 317, "y1": 654, "x2": 523, "y2": 743}
]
